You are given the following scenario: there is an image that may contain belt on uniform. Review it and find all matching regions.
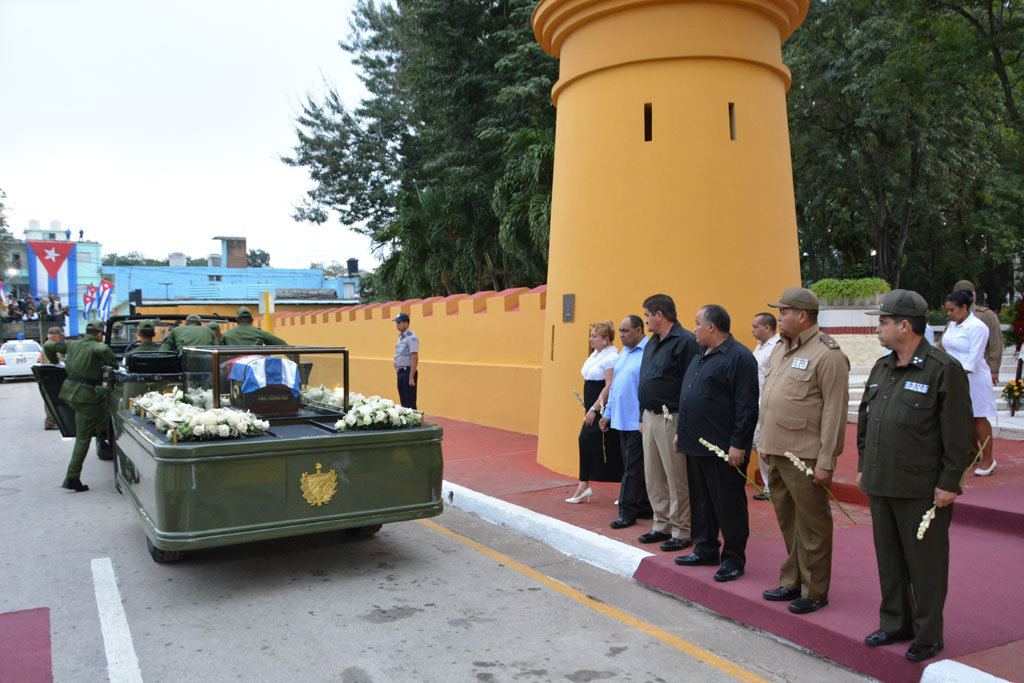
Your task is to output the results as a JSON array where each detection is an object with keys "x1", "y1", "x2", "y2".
[
  {"x1": 396, "y1": 366, "x2": 410, "y2": 372},
  {"x1": 66, "y1": 376, "x2": 101, "y2": 386}
]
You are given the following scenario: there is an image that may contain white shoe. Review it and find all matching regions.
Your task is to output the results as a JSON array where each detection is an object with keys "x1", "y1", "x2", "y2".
[
  {"x1": 974, "y1": 459, "x2": 997, "y2": 476},
  {"x1": 566, "y1": 487, "x2": 592, "y2": 504}
]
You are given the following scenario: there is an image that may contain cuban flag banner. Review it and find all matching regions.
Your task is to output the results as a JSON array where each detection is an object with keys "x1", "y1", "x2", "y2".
[
  {"x1": 96, "y1": 280, "x2": 115, "y2": 321},
  {"x1": 227, "y1": 355, "x2": 301, "y2": 397},
  {"x1": 26, "y1": 241, "x2": 78, "y2": 302},
  {"x1": 83, "y1": 284, "x2": 99, "y2": 316}
]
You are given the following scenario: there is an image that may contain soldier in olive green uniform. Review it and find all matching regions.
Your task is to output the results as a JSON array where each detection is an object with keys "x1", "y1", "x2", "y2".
[
  {"x1": 42, "y1": 326, "x2": 66, "y2": 430},
  {"x1": 759, "y1": 287, "x2": 850, "y2": 614},
  {"x1": 220, "y1": 306, "x2": 287, "y2": 346},
  {"x1": 207, "y1": 320, "x2": 222, "y2": 342},
  {"x1": 59, "y1": 321, "x2": 119, "y2": 492},
  {"x1": 126, "y1": 319, "x2": 160, "y2": 356},
  {"x1": 858, "y1": 290, "x2": 973, "y2": 663},
  {"x1": 160, "y1": 314, "x2": 218, "y2": 351}
]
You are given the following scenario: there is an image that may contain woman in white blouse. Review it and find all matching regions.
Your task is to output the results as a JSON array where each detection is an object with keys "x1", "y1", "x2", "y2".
[
  {"x1": 567, "y1": 321, "x2": 624, "y2": 503},
  {"x1": 943, "y1": 291, "x2": 998, "y2": 476}
]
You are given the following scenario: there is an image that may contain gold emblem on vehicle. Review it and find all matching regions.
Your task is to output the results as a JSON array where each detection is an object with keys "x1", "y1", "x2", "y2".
[{"x1": 300, "y1": 463, "x2": 338, "y2": 507}]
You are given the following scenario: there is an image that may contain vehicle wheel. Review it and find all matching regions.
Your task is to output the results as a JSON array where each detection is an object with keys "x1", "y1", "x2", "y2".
[
  {"x1": 347, "y1": 524, "x2": 383, "y2": 538},
  {"x1": 147, "y1": 537, "x2": 184, "y2": 563}
]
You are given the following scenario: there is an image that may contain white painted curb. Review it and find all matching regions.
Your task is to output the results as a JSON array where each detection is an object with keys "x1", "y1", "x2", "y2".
[
  {"x1": 442, "y1": 480, "x2": 653, "y2": 578},
  {"x1": 921, "y1": 659, "x2": 1010, "y2": 683}
]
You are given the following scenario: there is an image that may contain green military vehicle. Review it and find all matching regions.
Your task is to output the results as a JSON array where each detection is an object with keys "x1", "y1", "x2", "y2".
[{"x1": 35, "y1": 319, "x2": 445, "y2": 563}]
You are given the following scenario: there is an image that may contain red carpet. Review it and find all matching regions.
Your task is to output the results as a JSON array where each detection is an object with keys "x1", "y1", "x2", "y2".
[{"x1": 0, "y1": 608, "x2": 52, "y2": 683}]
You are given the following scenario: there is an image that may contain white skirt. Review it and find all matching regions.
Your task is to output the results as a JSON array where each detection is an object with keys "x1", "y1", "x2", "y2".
[{"x1": 968, "y1": 370, "x2": 998, "y2": 418}]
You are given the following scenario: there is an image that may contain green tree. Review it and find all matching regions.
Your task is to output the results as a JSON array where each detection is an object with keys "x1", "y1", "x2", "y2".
[
  {"x1": 247, "y1": 249, "x2": 271, "y2": 267},
  {"x1": 786, "y1": 1, "x2": 1024, "y2": 308},
  {"x1": 102, "y1": 252, "x2": 169, "y2": 266},
  {"x1": 284, "y1": 0, "x2": 557, "y2": 299}
]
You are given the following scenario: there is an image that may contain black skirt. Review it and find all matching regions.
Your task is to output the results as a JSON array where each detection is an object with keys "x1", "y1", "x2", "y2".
[{"x1": 577, "y1": 379, "x2": 625, "y2": 482}]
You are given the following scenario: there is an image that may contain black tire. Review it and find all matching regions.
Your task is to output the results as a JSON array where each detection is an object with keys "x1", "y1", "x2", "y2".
[
  {"x1": 347, "y1": 524, "x2": 383, "y2": 538},
  {"x1": 95, "y1": 435, "x2": 114, "y2": 461},
  {"x1": 147, "y1": 537, "x2": 184, "y2": 563}
]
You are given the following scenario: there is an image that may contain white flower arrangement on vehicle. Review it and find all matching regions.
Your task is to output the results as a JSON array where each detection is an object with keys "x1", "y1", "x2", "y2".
[
  {"x1": 132, "y1": 389, "x2": 270, "y2": 442},
  {"x1": 333, "y1": 393, "x2": 423, "y2": 432},
  {"x1": 301, "y1": 384, "x2": 348, "y2": 411}
]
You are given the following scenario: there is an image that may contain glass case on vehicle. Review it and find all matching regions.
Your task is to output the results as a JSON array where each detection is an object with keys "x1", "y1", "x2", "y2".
[{"x1": 181, "y1": 346, "x2": 350, "y2": 425}]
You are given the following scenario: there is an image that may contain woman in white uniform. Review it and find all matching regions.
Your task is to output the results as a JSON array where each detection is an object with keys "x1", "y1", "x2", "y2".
[{"x1": 942, "y1": 291, "x2": 997, "y2": 475}]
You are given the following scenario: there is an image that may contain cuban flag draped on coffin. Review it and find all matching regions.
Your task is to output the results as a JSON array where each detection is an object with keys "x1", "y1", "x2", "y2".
[{"x1": 228, "y1": 356, "x2": 301, "y2": 397}]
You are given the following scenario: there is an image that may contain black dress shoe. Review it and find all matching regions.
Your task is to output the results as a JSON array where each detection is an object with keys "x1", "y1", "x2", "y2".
[
  {"x1": 610, "y1": 517, "x2": 636, "y2": 529},
  {"x1": 864, "y1": 629, "x2": 915, "y2": 647},
  {"x1": 713, "y1": 565, "x2": 744, "y2": 582},
  {"x1": 675, "y1": 552, "x2": 720, "y2": 566},
  {"x1": 61, "y1": 478, "x2": 89, "y2": 492},
  {"x1": 789, "y1": 596, "x2": 828, "y2": 614},
  {"x1": 752, "y1": 492, "x2": 771, "y2": 501},
  {"x1": 637, "y1": 530, "x2": 671, "y2": 544},
  {"x1": 762, "y1": 586, "x2": 801, "y2": 602},
  {"x1": 659, "y1": 537, "x2": 693, "y2": 552},
  {"x1": 905, "y1": 642, "x2": 943, "y2": 662}
]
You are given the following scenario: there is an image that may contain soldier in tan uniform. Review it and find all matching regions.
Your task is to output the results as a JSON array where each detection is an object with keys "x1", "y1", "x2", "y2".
[{"x1": 758, "y1": 287, "x2": 850, "y2": 614}]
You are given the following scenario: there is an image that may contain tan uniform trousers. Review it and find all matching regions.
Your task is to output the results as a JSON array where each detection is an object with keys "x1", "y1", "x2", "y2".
[
  {"x1": 766, "y1": 453, "x2": 833, "y2": 600},
  {"x1": 642, "y1": 410, "x2": 690, "y2": 539}
]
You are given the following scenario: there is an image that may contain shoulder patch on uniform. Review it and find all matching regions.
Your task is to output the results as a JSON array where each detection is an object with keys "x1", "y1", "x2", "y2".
[{"x1": 818, "y1": 333, "x2": 841, "y2": 350}]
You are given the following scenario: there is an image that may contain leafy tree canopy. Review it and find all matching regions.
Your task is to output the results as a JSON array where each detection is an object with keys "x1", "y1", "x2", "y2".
[{"x1": 247, "y1": 249, "x2": 271, "y2": 268}]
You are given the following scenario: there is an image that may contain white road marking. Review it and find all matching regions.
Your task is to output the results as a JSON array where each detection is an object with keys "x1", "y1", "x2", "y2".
[{"x1": 91, "y1": 557, "x2": 143, "y2": 683}]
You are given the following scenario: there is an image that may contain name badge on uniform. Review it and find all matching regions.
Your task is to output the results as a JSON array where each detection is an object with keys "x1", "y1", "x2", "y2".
[
  {"x1": 905, "y1": 381, "x2": 929, "y2": 394},
  {"x1": 790, "y1": 357, "x2": 809, "y2": 370}
]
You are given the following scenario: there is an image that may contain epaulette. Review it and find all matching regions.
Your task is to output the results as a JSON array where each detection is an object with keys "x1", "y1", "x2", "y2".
[{"x1": 818, "y1": 333, "x2": 841, "y2": 350}]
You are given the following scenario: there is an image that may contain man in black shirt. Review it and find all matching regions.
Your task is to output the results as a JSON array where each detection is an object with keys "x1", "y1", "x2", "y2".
[
  {"x1": 674, "y1": 304, "x2": 759, "y2": 582},
  {"x1": 636, "y1": 294, "x2": 699, "y2": 552}
]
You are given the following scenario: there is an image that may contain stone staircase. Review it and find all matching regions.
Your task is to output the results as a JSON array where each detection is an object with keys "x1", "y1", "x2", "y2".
[{"x1": 845, "y1": 346, "x2": 1024, "y2": 440}]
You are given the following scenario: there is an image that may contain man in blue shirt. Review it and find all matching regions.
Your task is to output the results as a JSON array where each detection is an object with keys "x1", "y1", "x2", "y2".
[{"x1": 600, "y1": 315, "x2": 654, "y2": 529}]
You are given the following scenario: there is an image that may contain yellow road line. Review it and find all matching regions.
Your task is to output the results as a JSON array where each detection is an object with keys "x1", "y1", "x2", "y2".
[{"x1": 419, "y1": 518, "x2": 767, "y2": 683}]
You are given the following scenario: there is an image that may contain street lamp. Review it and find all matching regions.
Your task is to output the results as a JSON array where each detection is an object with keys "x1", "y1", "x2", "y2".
[{"x1": 159, "y1": 282, "x2": 172, "y2": 299}]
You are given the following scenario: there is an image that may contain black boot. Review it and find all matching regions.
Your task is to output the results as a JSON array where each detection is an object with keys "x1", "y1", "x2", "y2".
[{"x1": 62, "y1": 478, "x2": 89, "y2": 492}]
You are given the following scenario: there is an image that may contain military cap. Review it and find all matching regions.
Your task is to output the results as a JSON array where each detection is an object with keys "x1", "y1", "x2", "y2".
[
  {"x1": 954, "y1": 280, "x2": 975, "y2": 293},
  {"x1": 237, "y1": 306, "x2": 253, "y2": 318},
  {"x1": 47, "y1": 326, "x2": 63, "y2": 335},
  {"x1": 138, "y1": 319, "x2": 156, "y2": 331},
  {"x1": 767, "y1": 287, "x2": 819, "y2": 312},
  {"x1": 866, "y1": 289, "x2": 928, "y2": 317},
  {"x1": 207, "y1": 321, "x2": 220, "y2": 331},
  {"x1": 185, "y1": 314, "x2": 202, "y2": 324},
  {"x1": 394, "y1": 312, "x2": 410, "y2": 323},
  {"x1": 86, "y1": 321, "x2": 104, "y2": 334}
]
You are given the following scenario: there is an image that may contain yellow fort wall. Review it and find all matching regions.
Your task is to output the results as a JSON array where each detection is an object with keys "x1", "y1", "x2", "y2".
[
  {"x1": 233, "y1": 287, "x2": 550, "y2": 436},
  {"x1": 531, "y1": 0, "x2": 811, "y2": 475}
]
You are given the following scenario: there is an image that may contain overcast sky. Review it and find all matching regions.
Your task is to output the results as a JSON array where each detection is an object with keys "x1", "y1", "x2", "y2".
[{"x1": 0, "y1": 0, "x2": 377, "y2": 270}]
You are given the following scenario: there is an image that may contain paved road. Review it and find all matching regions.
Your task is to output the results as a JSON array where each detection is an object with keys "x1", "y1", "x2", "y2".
[{"x1": 0, "y1": 379, "x2": 869, "y2": 682}]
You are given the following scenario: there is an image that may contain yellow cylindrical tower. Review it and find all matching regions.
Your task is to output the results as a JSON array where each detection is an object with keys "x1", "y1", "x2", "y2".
[{"x1": 533, "y1": 0, "x2": 811, "y2": 474}]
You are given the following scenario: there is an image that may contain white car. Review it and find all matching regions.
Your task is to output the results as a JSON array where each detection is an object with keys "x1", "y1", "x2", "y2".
[{"x1": 0, "y1": 340, "x2": 43, "y2": 380}]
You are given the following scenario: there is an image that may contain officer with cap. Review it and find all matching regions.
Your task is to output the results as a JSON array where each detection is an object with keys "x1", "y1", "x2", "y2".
[
  {"x1": 220, "y1": 306, "x2": 287, "y2": 346},
  {"x1": 857, "y1": 289, "x2": 972, "y2": 662},
  {"x1": 42, "y1": 326, "x2": 66, "y2": 430},
  {"x1": 393, "y1": 312, "x2": 419, "y2": 409},
  {"x1": 58, "y1": 320, "x2": 119, "y2": 492},
  {"x1": 160, "y1": 314, "x2": 218, "y2": 351},
  {"x1": 126, "y1": 320, "x2": 160, "y2": 356},
  {"x1": 944, "y1": 280, "x2": 1002, "y2": 385},
  {"x1": 759, "y1": 287, "x2": 850, "y2": 614},
  {"x1": 207, "y1": 320, "x2": 222, "y2": 342}
]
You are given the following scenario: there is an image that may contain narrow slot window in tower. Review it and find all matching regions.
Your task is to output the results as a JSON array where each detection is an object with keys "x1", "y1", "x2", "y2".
[{"x1": 644, "y1": 102, "x2": 653, "y2": 142}]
